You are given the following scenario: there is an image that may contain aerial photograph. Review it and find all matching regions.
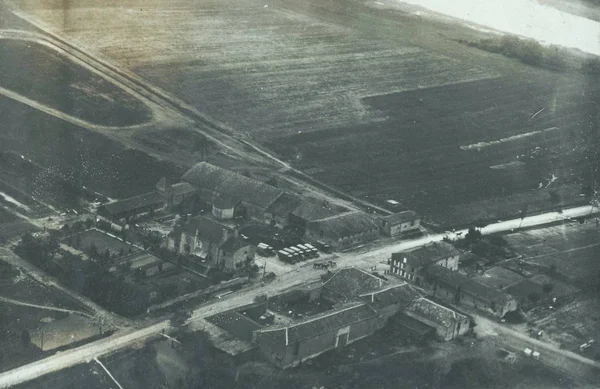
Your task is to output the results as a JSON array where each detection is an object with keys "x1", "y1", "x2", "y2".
[{"x1": 0, "y1": 0, "x2": 599, "y2": 388}]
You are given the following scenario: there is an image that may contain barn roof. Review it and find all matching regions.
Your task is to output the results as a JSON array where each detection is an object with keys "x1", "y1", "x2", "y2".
[
  {"x1": 424, "y1": 265, "x2": 514, "y2": 305},
  {"x1": 382, "y1": 210, "x2": 420, "y2": 225},
  {"x1": 291, "y1": 199, "x2": 340, "y2": 222},
  {"x1": 256, "y1": 302, "x2": 376, "y2": 344},
  {"x1": 359, "y1": 283, "x2": 422, "y2": 310},
  {"x1": 265, "y1": 193, "x2": 303, "y2": 218},
  {"x1": 408, "y1": 298, "x2": 466, "y2": 328},
  {"x1": 182, "y1": 162, "x2": 283, "y2": 210},
  {"x1": 100, "y1": 191, "x2": 163, "y2": 216},
  {"x1": 307, "y1": 212, "x2": 378, "y2": 239},
  {"x1": 392, "y1": 242, "x2": 460, "y2": 268},
  {"x1": 323, "y1": 267, "x2": 384, "y2": 299}
]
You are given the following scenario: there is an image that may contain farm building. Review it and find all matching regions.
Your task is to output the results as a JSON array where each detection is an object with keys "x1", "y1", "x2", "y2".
[
  {"x1": 181, "y1": 162, "x2": 285, "y2": 221},
  {"x1": 321, "y1": 267, "x2": 385, "y2": 302},
  {"x1": 253, "y1": 302, "x2": 381, "y2": 369},
  {"x1": 155, "y1": 178, "x2": 196, "y2": 207},
  {"x1": 264, "y1": 193, "x2": 303, "y2": 227},
  {"x1": 305, "y1": 212, "x2": 380, "y2": 251},
  {"x1": 387, "y1": 313, "x2": 436, "y2": 344},
  {"x1": 422, "y1": 265, "x2": 518, "y2": 318},
  {"x1": 359, "y1": 284, "x2": 423, "y2": 320},
  {"x1": 166, "y1": 215, "x2": 255, "y2": 274},
  {"x1": 289, "y1": 198, "x2": 340, "y2": 233},
  {"x1": 390, "y1": 242, "x2": 460, "y2": 284},
  {"x1": 126, "y1": 252, "x2": 175, "y2": 278},
  {"x1": 405, "y1": 298, "x2": 469, "y2": 341},
  {"x1": 97, "y1": 191, "x2": 164, "y2": 224},
  {"x1": 378, "y1": 210, "x2": 421, "y2": 237}
]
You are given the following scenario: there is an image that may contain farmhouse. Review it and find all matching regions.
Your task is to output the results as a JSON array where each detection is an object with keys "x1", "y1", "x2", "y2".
[
  {"x1": 378, "y1": 210, "x2": 421, "y2": 237},
  {"x1": 405, "y1": 298, "x2": 469, "y2": 341},
  {"x1": 390, "y1": 242, "x2": 460, "y2": 284},
  {"x1": 166, "y1": 215, "x2": 255, "y2": 274},
  {"x1": 422, "y1": 265, "x2": 518, "y2": 318},
  {"x1": 97, "y1": 191, "x2": 164, "y2": 224},
  {"x1": 181, "y1": 162, "x2": 285, "y2": 221},
  {"x1": 305, "y1": 212, "x2": 379, "y2": 251}
]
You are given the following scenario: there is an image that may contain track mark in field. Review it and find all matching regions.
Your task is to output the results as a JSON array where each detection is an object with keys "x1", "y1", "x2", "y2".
[
  {"x1": 461, "y1": 127, "x2": 559, "y2": 151},
  {"x1": 489, "y1": 161, "x2": 525, "y2": 170}
]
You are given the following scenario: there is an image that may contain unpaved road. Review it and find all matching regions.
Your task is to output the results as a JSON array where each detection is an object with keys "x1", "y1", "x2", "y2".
[{"x1": 0, "y1": 204, "x2": 598, "y2": 388}]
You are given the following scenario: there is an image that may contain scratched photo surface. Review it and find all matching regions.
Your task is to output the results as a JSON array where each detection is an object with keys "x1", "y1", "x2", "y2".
[{"x1": 0, "y1": 0, "x2": 599, "y2": 388}]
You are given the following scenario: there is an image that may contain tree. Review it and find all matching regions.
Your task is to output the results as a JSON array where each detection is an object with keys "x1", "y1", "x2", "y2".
[
  {"x1": 21, "y1": 329, "x2": 30, "y2": 347},
  {"x1": 543, "y1": 283, "x2": 554, "y2": 295},
  {"x1": 89, "y1": 243, "x2": 99, "y2": 259},
  {"x1": 170, "y1": 309, "x2": 192, "y2": 328},
  {"x1": 465, "y1": 227, "x2": 482, "y2": 244},
  {"x1": 528, "y1": 292, "x2": 541, "y2": 304}
]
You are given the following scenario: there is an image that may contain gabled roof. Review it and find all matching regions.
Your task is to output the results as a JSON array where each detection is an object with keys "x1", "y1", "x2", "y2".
[
  {"x1": 182, "y1": 162, "x2": 284, "y2": 210},
  {"x1": 391, "y1": 313, "x2": 435, "y2": 336},
  {"x1": 424, "y1": 265, "x2": 514, "y2": 305},
  {"x1": 307, "y1": 212, "x2": 378, "y2": 238},
  {"x1": 408, "y1": 298, "x2": 466, "y2": 328},
  {"x1": 100, "y1": 191, "x2": 163, "y2": 216},
  {"x1": 170, "y1": 182, "x2": 196, "y2": 197},
  {"x1": 256, "y1": 302, "x2": 376, "y2": 344},
  {"x1": 291, "y1": 199, "x2": 340, "y2": 222},
  {"x1": 323, "y1": 267, "x2": 384, "y2": 299},
  {"x1": 392, "y1": 242, "x2": 460, "y2": 268},
  {"x1": 265, "y1": 193, "x2": 303, "y2": 218},
  {"x1": 360, "y1": 283, "x2": 422, "y2": 310},
  {"x1": 175, "y1": 215, "x2": 230, "y2": 243},
  {"x1": 382, "y1": 210, "x2": 420, "y2": 225}
]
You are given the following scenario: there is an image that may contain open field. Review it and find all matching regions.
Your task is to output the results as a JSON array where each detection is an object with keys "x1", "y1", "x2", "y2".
[
  {"x1": 11, "y1": 362, "x2": 109, "y2": 389},
  {"x1": 0, "y1": 96, "x2": 184, "y2": 201},
  {"x1": 11, "y1": 0, "x2": 599, "y2": 227},
  {"x1": 504, "y1": 221, "x2": 600, "y2": 283},
  {"x1": 0, "y1": 38, "x2": 152, "y2": 127}
]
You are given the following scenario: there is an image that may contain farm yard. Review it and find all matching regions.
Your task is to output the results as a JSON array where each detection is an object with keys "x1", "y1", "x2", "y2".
[{"x1": 11, "y1": 0, "x2": 599, "y2": 227}]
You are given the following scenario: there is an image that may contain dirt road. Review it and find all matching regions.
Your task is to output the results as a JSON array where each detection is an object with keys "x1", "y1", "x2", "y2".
[{"x1": 1, "y1": 204, "x2": 598, "y2": 388}]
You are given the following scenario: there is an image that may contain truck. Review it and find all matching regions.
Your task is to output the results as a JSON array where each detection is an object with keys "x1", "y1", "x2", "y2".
[
  {"x1": 257, "y1": 242, "x2": 274, "y2": 256},
  {"x1": 298, "y1": 244, "x2": 319, "y2": 258}
]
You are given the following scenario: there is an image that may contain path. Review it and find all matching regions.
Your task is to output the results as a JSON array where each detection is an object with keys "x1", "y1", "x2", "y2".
[{"x1": 0, "y1": 296, "x2": 92, "y2": 318}]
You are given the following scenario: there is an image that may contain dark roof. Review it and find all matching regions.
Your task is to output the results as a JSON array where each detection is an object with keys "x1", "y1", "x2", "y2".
[
  {"x1": 182, "y1": 162, "x2": 284, "y2": 210},
  {"x1": 176, "y1": 215, "x2": 230, "y2": 243},
  {"x1": 207, "y1": 310, "x2": 263, "y2": 342},
  {"x1": 390, "y1": 313, "x2": 435, "y2": 336},
  {"x1": 382, "y1": 210, "x2": 420, "y2": 225},
  {"x1": 323, "y1": 267, "x2": 384, "y2": 299},
  {"x1": 291, "y1": 199, "x2": 340, "y2": 222},
  {"x1": 505, "y1": 279, "x2": 544, "y2": 300},
  {"x1": 221, "y1": 237, "x2": 250, "y2": 252},
  {"x1": 265, "y1": 193, "x2": 303, "y2": 218},
  {"x1": 392, "y1": 242, "x2": 460, "y2": 268},
  {"x1": 360, "y1": 283, "x2": 422, "y2": 310},
  {"x1": 213, "y1": 195, "x2": 238, "y2": 209},
  {"x1": 257, "y1": 303, "x2": 376, "y2": 344},
  {"x1": 307, "y1": 212, "x2": 378, "y2": 238},
  {"x1": 101, "y1": 191, "x2": 163, "y2": 216},
  {"x1": 424, "y1": 265, "x2": 515, "y2": 305},
  {"x1": 408, "y1": 298, "x2": 467, "y2": 328},
  {"x1": 170, "y1": 182, "x2": 196, "y2": 196}
]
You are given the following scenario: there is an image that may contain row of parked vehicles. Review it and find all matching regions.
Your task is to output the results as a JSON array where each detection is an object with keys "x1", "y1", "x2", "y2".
[{"x1": 277, "y1": 244, "x2": 320, "y2": 263}]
